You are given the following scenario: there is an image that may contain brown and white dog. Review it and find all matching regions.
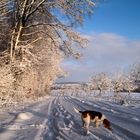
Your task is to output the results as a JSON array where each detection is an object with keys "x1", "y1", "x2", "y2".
[{"x1": 73, "y1": 107, "x2": 111, "y2": 133}]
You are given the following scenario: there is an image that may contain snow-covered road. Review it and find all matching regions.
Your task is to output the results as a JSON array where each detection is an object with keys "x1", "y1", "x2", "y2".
[{"x1": 0, "y1": 95, "x2": 140, "y2": 140}]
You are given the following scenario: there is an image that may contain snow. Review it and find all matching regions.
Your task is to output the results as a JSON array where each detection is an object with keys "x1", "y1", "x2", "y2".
[{"x1": 0, "y1": 90, "x2": 140, "y2": 140}]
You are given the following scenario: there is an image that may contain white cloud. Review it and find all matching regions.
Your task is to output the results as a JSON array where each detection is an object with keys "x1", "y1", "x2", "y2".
[{"x1": 58, "y1": 33, "x2": 140, "y2": 82}]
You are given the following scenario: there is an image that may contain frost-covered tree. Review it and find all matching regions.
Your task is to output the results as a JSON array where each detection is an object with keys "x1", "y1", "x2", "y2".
[
  {"x1": 111, "y1": 71, "x2": 136, "y2": 97},
  {"x1": 112, "y1": 72, "x2": 124, "y2": 96},
  {"x1": 0, "y1": 0, "x2": 96, "y2": 62},
  {"x1": 123, "y1": 74, "x2": 136, "y2": 95},
  {"x1": 0, "y1": 0, "x2": 97, "y2": 106},
  {"x1": 91, "y1": 73, "x2": 111, "y2": 95},
  {"x1": 130, "y1": 62, "x2": 140, "y2": 92}
]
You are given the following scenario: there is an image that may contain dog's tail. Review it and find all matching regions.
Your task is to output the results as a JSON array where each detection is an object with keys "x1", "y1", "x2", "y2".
[
  {"x1": 103, "y1": 118, "x2": 112, "y2": 131},
  {"x1": 73, "y1": 107, "x2": 83, "y2": 114}
]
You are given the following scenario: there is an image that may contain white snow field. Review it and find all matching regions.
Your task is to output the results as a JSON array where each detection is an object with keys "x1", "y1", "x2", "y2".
[{"x1": 0, "y1": 90, "x2": 140, "y2": 140}]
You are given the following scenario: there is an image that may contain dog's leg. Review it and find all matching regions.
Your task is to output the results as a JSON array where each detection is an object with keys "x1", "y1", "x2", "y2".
[
  {"x1": 82, "y1": 120, "x2": 90, "y2": 135},
  {"x1": 84, "y1": 116, "x2": 90, "y2": 135},
  {"x1": 82, "y1": 120, "x2": 88, "y2": 128},
  {"x1": 82, "y1": 115, "x2": 90, "y2": 128},
  {"x1": 95, "y1": 121, "x2": 100, "y2": 128},
  {"x1": 85, "y1": 121, "x2": 90, "y2": 129},
  {"x1": 82, "y1": 120, "x2": 86, "y2": 128},
  {"x1": 85, "y1": 123, "x2": 90, "y2": 135}
]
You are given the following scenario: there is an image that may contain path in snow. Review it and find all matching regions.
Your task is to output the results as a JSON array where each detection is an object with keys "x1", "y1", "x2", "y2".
[{"x1": 0, "y1": 95, "x2": 140, "y2": 140}]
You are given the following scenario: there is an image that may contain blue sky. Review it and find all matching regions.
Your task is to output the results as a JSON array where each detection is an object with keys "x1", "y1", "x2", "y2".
[
  {"x1": 58, "y1": 0, "x2": 140, "y2": 82},
  {"x1": 80, "y1": 0, "x2": 140, "y2": 39}
]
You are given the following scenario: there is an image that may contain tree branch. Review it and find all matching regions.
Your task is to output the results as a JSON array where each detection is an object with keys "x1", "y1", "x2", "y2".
[{"x1": 25, "y1": 0, "x2": 46, "y2": 21}]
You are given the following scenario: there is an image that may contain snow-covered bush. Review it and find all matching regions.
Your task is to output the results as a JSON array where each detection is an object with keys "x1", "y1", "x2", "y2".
[{"x1": 0, "y1": 66, "x2": 15, "y2": 107}]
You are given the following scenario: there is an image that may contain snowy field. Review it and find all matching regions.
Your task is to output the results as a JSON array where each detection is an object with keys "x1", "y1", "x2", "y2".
[{"x1": 0, "y1": 90, "x2": 140, "y2": 140}]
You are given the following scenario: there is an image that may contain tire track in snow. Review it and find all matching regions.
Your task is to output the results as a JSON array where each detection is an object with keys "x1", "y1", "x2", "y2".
[
  {"x1": 34, "y1": 97, "x2": 56, "y2": 140},
  {"x1": 43, "y1": 96, "x2": 77, "y2": 140},
  {"x1": 43, "y1": 96, "x2": 99, "y2": 140},
  {"x1": 58, "y1": 96, "x2": 104, "y2": 140},
  {"x1": 43, "y1": 96, "x2": 65, "y2": 140}
]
